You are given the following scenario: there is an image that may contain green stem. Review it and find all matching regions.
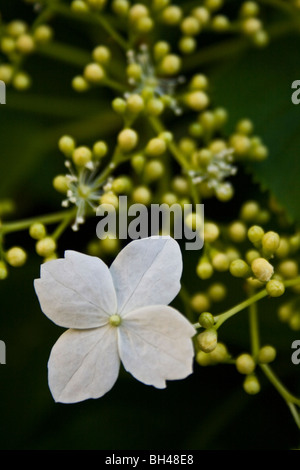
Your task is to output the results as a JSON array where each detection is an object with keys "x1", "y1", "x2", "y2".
[
  {"x1": 1, "y1": 209, "x2": 75, "y2": 235},
  {"x1": 52, "y1": 209, "x2": 77, "y2": 240},
  {"x1": 48, "y1": 2, "x2": 130, "y2": 50},
  {"x1": 215, "y1": 277, "x2": 300, "y2": 330},
  {"x1": 260, "y1": 363, "x2": 300, "y2": 411},
  {"x1": 249, "y1": 293, "x2": 260, "y2": 358}
]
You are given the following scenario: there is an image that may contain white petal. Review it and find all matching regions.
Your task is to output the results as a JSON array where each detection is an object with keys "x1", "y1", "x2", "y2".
[
  {"x1": 48, "y1": 325, "x2": 120, "y2": 403},
  {"x1": 118, "y1": 305, "x2": 195, "y2": 388},
  {"x1": 110, "y1": 237, "x2": 183, "y2": 315},
  {"x1": 34, "y1": 250, "x2": 117, "y2": 329}
]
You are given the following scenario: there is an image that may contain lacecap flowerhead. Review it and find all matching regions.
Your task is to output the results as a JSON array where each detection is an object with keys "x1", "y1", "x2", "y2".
[{"x1": 34, "y1": 236, "x2": 196, "y2": 403}]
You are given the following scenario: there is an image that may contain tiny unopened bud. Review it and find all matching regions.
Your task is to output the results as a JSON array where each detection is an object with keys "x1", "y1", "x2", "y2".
[
  {"x1": 236, "y1": 353, "x2": 256, "y2": 375},
  {"x1": 36, "y1": 237, "x2": 57, "y2": 258},
  {"x1": 197, "y1": 328, "x2": 217, "y2": 353},
  {"x1": 258, "y1": 345, "x2": 276, "y2": 364},
  {"x1": 6, "y1": 247, "x2": 27, "y2": 267},
  {"x1": 243, "y1": 374, "x2": 260, "y2": 395},
  {"x1": 251, "y1": 257, "x2": 274, "y2": 282},
  {"x1": 266, "y1": 279, "x2": 285, "y2": 297}
]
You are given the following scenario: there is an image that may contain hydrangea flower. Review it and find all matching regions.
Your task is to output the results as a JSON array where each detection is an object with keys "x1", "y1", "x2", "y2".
[{"x1": 34, "y1": 236, "x2": 195, "y2": 403}]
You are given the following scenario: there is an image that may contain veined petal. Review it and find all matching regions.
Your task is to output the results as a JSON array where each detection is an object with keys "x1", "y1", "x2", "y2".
[
  {"x1": 34, "y1": 250, "x2": 117, "y2": 329},
  {"x1": 48, "y1": 325, "x2": 120, "y2": 403},
  {"x1": 110, "y1": 237, "x2": 183, "y2": 315},
  {"x1": 118, "y1": 305, "x2": 195, "y2": 389}
]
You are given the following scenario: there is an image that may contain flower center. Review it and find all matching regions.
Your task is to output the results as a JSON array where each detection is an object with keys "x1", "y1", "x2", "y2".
[{"x1": 109, "y1": 314, "x2": 122, "y2": 327}]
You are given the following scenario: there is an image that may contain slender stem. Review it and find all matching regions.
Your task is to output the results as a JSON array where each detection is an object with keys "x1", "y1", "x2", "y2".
[
  {"x1": 52, "y1": 209, "x2": 77, "y2": 240},
  {"x1": 215, "y1": 288, "x2": 267, "y2": 330},
  {"x1": 1, "y1": 209, "x2": 75, "y2": 235},
  {"x1": 215, "y1": 277, "x2": 300, "y2": 330},
  {"x1": 249, "y1": 294, "x2": 260, "y2": 358},
  {"x1": 260, "y1": 363, "x2": 300, "y2": 408},
  {"x1": 48, "y1": 2, "x2": 130, "y2": 50}
]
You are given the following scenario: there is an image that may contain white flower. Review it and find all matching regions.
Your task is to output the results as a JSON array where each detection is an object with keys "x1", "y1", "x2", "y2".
[{"x1": 34, "y1": 236, "x2": 195, "y2": 404}]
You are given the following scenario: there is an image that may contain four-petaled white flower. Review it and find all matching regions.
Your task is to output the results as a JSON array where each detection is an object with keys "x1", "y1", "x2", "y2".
[{"x1": 34, "y1": 236, "x2": 196, "y2": 403}]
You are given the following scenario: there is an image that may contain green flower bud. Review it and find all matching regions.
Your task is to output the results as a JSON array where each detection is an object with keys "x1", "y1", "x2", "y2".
[
  {"x1": 199, "y1": 312, "x2": 215, "y2": 329},
  {"x1": 230, "y1": 259, "x2": 251, "y2": 278},
  {"x1": 118, "y1": 128, "x2": 139, "y2": 152},
  {"x1": 278, "y1": 260, "x2": 298, "y2": 279},
  {"x1": 112, "y1": 0, "x2": 130, "y2": 16},
  {"x1": 262, "y1": 231, "x2": 280, "y2": 254},
  {"x1": 211, "y1": 252, "x2": 230, "y2": 271},
  {"x1": 36, "y1": 237, "x2": 56, "y2": 258},
  {"x1": 29, "y1": 223, "x2": 47, "y2": 240},
  {"x1": 160, "y1": 54, "x2": 181, "y2": 75},
  {"x1": 248, "y1": 225, "x2": 264, "y2": 244},
  {"x1": 93, "y1": 140, "x2": 108, "y2": 159},
  {"x1": 190, "y1": 293, "x2": 211, "y2": 313},
  {"x1": 6, "y1": 247, "x2": 27, "y2": 267},
  {"x1": 131, "y1": 155, "x2": 145, "y2": 173},
  {"x1": 181, "y1": 16, "x2": 201, "y2": 36},
  {"x1": 111, "y1": 176, "x2": 132, "y2": 194},
  {"x1": 236, "y1": 353, "x2": 256, "y2": 375},
  {"x1": 72, "y1": 146, "x2": 92, "y2": 166},
  {"x1": 53, "y1": 175, "x2": 69, "y2": 194},
  {"x1": 145, "y1": 137, "x2": 167, "y2": 156},
  {"x1": 15, "y1": 34, "x2": 35, "y2": 54},
  {"x1": 144, "y1": 160, "x2": 164, "y2": 181},
  {"x1": 258, "y1": 345, "x2": 276, "y2": 364},
  {"x1": 33, "y1": 25, "x2": 53, "y2": 43},
  {"x1": 240, "y1": 201, "x2": 260, "y2": 222},
  {"x1": 179, "y1": 36, "x2": 196, "y2": 54},
  {"x1": 72, "y1": 75, "x2": 89, "y2": 92},
  {"x1": 204, "y1": 222, "x2": 220, "y2": 243},
  {"x1": 228, "y1": 221, "x2": 247, "y2": 243},
  {"x1": 161, "y1": 5, "x2": 182, "y2": 25},
  {"x1": 58, "y1": 135, "x2": 76, "y2": 156},
  {"x1": 0, "y1": 261, "x2": 8, "y2": 280},
  {"x1": 266, "y1": 279, "x2": 285, "y2": 297},
  {"x1": 132, "y1": 186, "x2": 151, "y2": 205},
  {"x1": 146, "y1": 98, "x2": 165, "y2": 116},
  {"x1": 197, "y1": 328, "x2": 217, "y2": 353},
  {"x1": 83, "y1": 62, "x2": 106, "y2": 83},
  {"x1": 207, "y1": 283, "x2": 227, "y2": 302},
  {"x1": 186, "y1": 91, "x2": 209, "y2": 111},
  {"x1": 196, "y1": 260, "x2": 214, "y2": 279},
  {"x1": 243, "y1": 374, "x2": 260, "y2": 395},
  {"x1": 92, "y1": 45, "x2": 111, "y2": 64},
  {"x1": 277, "y1": 303, "x2": 293, "y2": 323}
]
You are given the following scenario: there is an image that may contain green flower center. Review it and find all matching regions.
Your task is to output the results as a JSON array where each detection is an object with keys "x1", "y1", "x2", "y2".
[{"x1": 109, "y1": 314, "x2": 122, "y2": 327}]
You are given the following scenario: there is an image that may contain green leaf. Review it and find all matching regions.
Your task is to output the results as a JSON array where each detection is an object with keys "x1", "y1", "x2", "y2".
[{"x1": 210, "y1": 35, "x2": 300, "y2": 223}]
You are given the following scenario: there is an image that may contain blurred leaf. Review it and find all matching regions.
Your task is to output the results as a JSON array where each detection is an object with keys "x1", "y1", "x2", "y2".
[{"x1": 210, "y1": 34, "x2": 300, "y2": 223}]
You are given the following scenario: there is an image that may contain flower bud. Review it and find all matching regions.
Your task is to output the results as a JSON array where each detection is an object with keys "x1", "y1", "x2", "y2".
[
  {"x1": 251, "y1": 257, "x2": 274, "y2": 282},
  {"x1": 266, "y1": 279, "x2": 285, "y2": 297},
  {"x1": 58, "y1": 135, "x2": 76, "y2": 156},
  {"x1": 243, "y1": 374, "x2": 260, "y2": 395},
  {"x1": 118, "y1": 128, "x2": 139, "y2": 152},
  {"x1": 248, "y1": 225, "x2": 264, "y2": 244},
  {"x1": 236, "y1": 353, "x2": 256, "y2": 375},
  {"x1": 29, "y1": 223, "x2": 47, "y2": 240},
  {"x1": 199, "y1": 312, "x2": 215, "y2": 329},
  {"x1": 197, "y1": 328, "x2": 217, "y2": 353},
  {"x1": 83, "y1": 63, "x2": 106, "y2": 83},
  {"x1": 0, "y1": 261, "x2": 8, "y2": 280},
  {"x1": 230, "y1": 259, "x2": 251, "y2": 278},
  {"x1": 258, "y1": 345, "x2": 276, "y2": 364},
  {"x1": 6, "y1": 247, "x2": 27, "y2": 267},
  {"x1": 36, "y1": 237, "x2": 57, "y2": 258},
  {"x1": 262, "y1": 231, "x2": 280, "y2": 255},
  {"x1": 190, "y1": 293, "x2": 211, "y2": 313},
  {"x1": 72, "y1": 146, "x2": 92, "y2": 166}
]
